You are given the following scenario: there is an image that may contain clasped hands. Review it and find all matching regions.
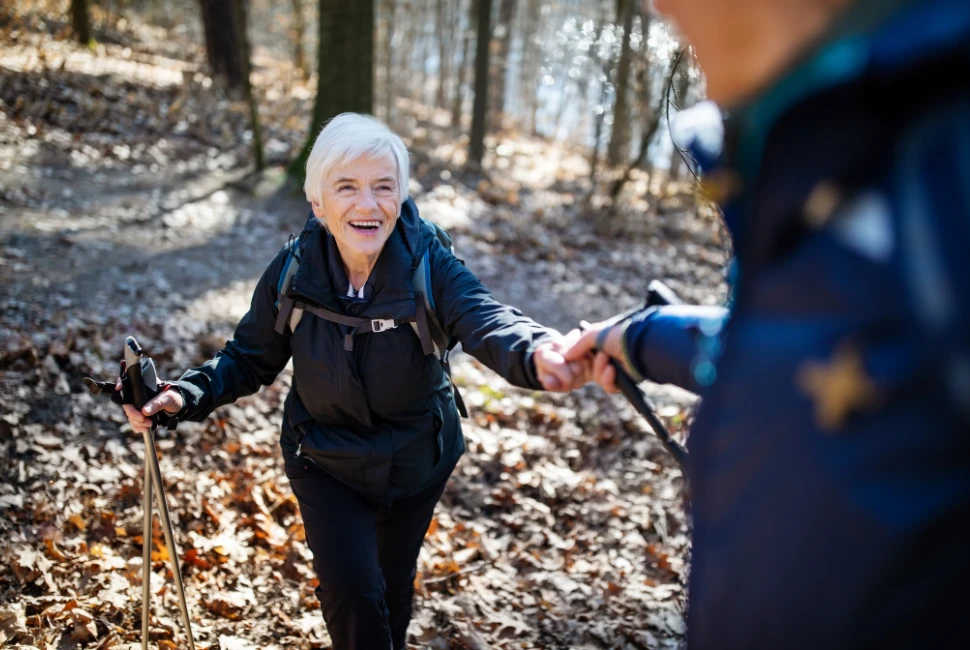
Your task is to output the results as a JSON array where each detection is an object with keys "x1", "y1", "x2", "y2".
[{"x1": 533, "y1": 321, "x2": 632, "y2": 394}]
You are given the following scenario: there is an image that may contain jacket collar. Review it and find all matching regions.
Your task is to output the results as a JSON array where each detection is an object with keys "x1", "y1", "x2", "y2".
[
  {"x1": 727, "y1": 0, "x2": 970, "y2": 192},
  {"x1": 287, "y1": 197, "x2": 434, "y2": 313},
  {"x1": 694, "y1": 0, "x2": 970, "y2": 272}
]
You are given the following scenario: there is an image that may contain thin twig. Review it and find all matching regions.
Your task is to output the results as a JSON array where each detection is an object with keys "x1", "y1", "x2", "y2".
[{"x1": 420, "y1": 560, "x2": 489, "y2": 585}]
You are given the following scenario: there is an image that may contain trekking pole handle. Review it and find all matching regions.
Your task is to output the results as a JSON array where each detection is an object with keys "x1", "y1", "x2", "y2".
[
  {"x1": 646, "y1": 279, "x2": 684, "y2": 308},
  {"x1": 124, "y1": 336, "x2": 149, "y2": 412}
]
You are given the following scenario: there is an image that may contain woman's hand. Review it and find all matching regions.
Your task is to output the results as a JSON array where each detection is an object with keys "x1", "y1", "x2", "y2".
[
  {"x1": 533, "y1": 329, "x2": 593, "y2": 392},
  {"x1": 562, "y1": 321, "x2": 628, "y2": 394},
  {"x1": 115, "y1": 380, "x2": 184, "y2": 435}
]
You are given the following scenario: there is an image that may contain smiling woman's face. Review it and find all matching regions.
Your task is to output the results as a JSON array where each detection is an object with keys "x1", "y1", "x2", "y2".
[{"x1": 312, "y1": 154, "x2": 401, "y2": 264}]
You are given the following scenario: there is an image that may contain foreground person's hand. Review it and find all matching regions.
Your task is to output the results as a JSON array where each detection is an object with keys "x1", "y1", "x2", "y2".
[{"x1": 563, "y1": 321, "x2": 629, "y2": 394}]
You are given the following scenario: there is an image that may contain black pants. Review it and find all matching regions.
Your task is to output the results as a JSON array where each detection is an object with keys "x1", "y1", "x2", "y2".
[{"x1": 285, "y1": 456, "x2": 448, "y2": 650}]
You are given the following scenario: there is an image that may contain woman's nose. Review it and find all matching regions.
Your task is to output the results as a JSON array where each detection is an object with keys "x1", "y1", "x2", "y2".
[{"x1": 355, "y1": 187, "x2": 378, "y2": 211}]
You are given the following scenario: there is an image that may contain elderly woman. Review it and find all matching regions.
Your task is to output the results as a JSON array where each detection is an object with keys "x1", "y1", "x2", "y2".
[{"x1": 123, "y1": 113, "x2": 588, "y2": 649}]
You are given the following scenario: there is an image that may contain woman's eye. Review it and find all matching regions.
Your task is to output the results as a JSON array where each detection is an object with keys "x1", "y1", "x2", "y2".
[
  {"x1": 376, "y1": 185, "x2": 394, "y2": 193},
  {"x1": 338, "y1": 185, "x2": 354, "y2": 192}
]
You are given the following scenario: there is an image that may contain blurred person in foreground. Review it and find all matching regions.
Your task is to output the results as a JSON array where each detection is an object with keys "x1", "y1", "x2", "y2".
[
  {"x1": 566, "y1": 0, "x2": 970, "y2": 647},
  {"x1": 121, "y1": 113, "x2": 589, "y2": 650}
]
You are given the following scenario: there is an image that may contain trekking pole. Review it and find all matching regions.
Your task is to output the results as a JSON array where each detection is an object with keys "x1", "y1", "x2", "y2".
[
  {"x1": 609, "y1": 359, "x2": 688, "y2": 467},
  {"x1": 581, "y1": 280, "x2": 688, "y2": 469},
  {"x1": 123, "y1": 337, "x2": 196, "y2": 650}
]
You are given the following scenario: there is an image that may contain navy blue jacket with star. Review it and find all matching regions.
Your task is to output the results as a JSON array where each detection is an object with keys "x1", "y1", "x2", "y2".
[{"x1": 622, "y1": 0, "x2": 970, "y2": 646}]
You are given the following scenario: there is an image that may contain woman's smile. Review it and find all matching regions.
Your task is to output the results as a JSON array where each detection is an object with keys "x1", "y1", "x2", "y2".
[{"x1": 348, "y1": 219, "x2": 383, "y2": 233}]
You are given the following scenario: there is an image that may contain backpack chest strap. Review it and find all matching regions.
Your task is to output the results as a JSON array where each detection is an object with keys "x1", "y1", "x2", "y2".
[{"x1": 281, "y1": 300, "x2": 416, "y2": 351}]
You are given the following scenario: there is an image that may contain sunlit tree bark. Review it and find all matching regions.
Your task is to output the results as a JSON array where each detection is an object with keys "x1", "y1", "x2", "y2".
[
  {"x1": 198, "y1": 0, "x2": 247, "y2": 90},
  {"x1": 70, "y1": 0, "x2": 92, "y2": 45},
  {"x1": 606, "y1": 0, "x2": 635, "y2": 166},
  {"x1": 451, "y1": 0, "x2": 475, "y2": 129},
  {"x1": 490, "y1": 0, "x2": 516, "y2": 126},
  {"x1": 288, "y1": 0, "x2": 374, "y2": 181},
  {"x1": 290, "y1": 0, "x2": 309, "y2": 81},
  {"x1": 469, "y1": 0, "x2": 492, "y2": 165}
]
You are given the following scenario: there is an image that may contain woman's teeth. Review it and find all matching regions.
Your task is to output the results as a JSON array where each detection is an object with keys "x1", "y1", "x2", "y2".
[{"x1": 350, "y1": 221, "x2": 381, "y2": 231}]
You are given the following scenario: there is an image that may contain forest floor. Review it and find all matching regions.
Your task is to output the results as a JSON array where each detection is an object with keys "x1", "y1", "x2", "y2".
[{"x1": 0, "y1": 9, "x2": 729, "y2": 650}]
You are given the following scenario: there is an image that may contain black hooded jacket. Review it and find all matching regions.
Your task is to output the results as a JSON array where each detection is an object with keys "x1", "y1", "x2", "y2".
[{"x1": 173, "y1": 199, "x2": 555, "y2": 503}]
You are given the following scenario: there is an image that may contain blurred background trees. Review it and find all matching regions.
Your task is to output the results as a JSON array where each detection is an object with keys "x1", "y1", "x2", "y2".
[{"x1": 10, "y1": 0, "x2": 702, "y2": 205}]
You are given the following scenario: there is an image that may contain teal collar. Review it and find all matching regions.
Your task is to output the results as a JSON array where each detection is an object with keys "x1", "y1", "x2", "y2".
[{"x1": 729, "y1": 0, "x2": 917, "y2": 187}]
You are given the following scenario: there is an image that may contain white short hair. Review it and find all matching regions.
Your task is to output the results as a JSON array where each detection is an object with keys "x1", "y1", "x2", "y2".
[{"x1": 303, "y1": 113, "x2": 410, "y2": 206}]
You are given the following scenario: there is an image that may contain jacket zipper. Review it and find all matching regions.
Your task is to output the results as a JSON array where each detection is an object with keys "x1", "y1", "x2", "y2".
[{"x1": 294, "y1": 422, "x2": 307, "y2": 459}]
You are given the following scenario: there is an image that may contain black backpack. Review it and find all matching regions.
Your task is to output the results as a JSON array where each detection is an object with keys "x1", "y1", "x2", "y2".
[{"x1": 273, "y1": 219, "x2": 468, "y2": 417}]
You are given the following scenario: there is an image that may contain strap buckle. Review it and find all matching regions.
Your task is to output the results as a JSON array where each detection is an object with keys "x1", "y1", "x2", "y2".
[{"x1": 372, "y1": 318, "x2": 397, "y2": 333}]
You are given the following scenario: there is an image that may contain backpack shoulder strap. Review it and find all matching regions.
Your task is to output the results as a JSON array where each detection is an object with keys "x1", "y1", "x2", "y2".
[
  {"x1": 274, "y1": 235, "x2": 304, "y2": 335},
  {"x1": 411, "y1": 242, "x2": 469, "y2": 418},
  {"x1": 277, "y1": 237, "x2": 301, "y2": 294},
  {"x1": 411, "y1": 248, "x2": 450, "y2": 357}
]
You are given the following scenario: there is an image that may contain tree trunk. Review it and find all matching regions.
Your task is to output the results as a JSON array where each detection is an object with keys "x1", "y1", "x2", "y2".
[
  {"x1": 419, "y1": 1, "x2": 432, "y2": 106},
  {"x1": 290, "y1": 0, "x2": 309, "y2": 81},
  {"x1": 518, "y1": 0, "x2": 541, "y2": 135},
  {"x1": 398, "y1": 1, "x2": 418, "y2": 104},
  {"x1": 382, "y1": 0, "x2": 396, "y2": 123},
  {"x1": 587, "y1": 8, "x2": 609, "y2": 186},
  {"x1": 490, "y1": 0, "x2": 515, "y2": 127},
  {"x1": 589, "y1": 83, "x2": 607, "y2": 181},
  {"x1": 573, "y1": 10, "x2": 604, "y2": 139},
  {"x1": 198, "y1": 0, "x2": 247, "y2": 90},
  {"x1": 451, "y1": 0, "x2": 474, "y2": 129},
  {"x1": 288, "y1": 0, "x2": 374, "y2": 181},
  {"x1": 435, "y1": 0, "x2": 451, "y2": 108},
  {"x1": 609, "y1": 47, "x2": 683, "y2": 200},
  {"x1": 552, "y1": 80, "x2": 574, "y2": 137},
  {"x1": 70, "y1": 0, "x2": 92, "y2": 45},
  {"x1": 468, "y1": 0, "x2": 492, "y2": 166},
  {"x1": 606, "y1": 0, "x2": 635, "y2": 166},
  {"x1": 234, "y1": 0, "x2": 264, "y2": 170}
]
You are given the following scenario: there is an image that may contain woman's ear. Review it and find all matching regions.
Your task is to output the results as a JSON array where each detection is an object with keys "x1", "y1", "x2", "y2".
[{"x1": 310, "y1": 202, "x2": 330, "y2": 232}]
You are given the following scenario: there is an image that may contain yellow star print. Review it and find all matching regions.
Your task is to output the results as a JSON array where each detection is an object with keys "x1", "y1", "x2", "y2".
[{"x1": 796, "y1": 342, "x2": 879, "y2": 432}]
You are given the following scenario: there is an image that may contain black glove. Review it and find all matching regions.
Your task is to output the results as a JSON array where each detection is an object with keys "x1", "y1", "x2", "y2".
[{"x1": 83, "y1": 357, "x2": 181, "y2": 430}]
